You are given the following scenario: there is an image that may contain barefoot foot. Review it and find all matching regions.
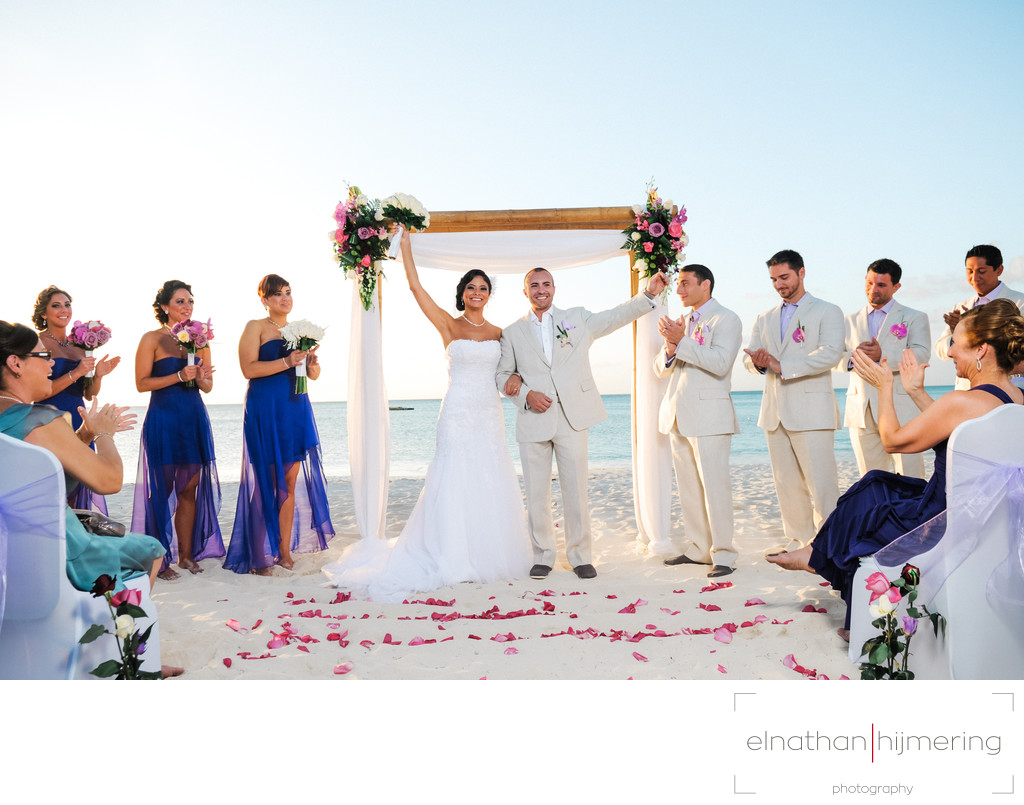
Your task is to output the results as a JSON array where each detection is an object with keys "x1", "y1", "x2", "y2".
[
  {"x1": 837, "y1": 628, "x2": 850, "y2": 643},
  {"x1": 252, "y1": 567, "x2": 273, "y2": 577},
  {"x1": 158, "y1": 567, "x2": 180, "y2": 581},
  {"x1": 764, "y1": 545, "x2": 815, "y2": 572},
  {"x1": 178, "y1": 557, "x2": 204, "y2": 575},
  {"x1": 278, "y1": 556, "x2": 294, "y2": 571},
  {"x1": 161, "y1": 664, "x2": 184, "y2": 678}
]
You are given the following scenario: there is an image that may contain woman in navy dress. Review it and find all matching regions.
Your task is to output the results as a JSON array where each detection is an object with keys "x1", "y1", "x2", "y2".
[
  {"x1": 767, "y1": 299, "x2": 1024, "y2": 636},
  {"x1": 225, "y1": 274, "x2": 333, "y2": 575},
  {"x1": 131, "y1": 280, "x2": 224, "y2": 579},
  {"x1": 32, "y1": 285, "x2": 120, "y2": 512}
]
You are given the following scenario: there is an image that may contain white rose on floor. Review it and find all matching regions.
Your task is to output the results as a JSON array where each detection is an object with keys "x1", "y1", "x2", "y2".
[{"x1": 115, "y1": 614, "x2": 135, "y2": 639}]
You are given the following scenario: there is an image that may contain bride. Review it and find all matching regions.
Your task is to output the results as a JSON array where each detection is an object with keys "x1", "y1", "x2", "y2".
[{"x1": 323, "y1": 228, "x2": 531, "y2": 601}]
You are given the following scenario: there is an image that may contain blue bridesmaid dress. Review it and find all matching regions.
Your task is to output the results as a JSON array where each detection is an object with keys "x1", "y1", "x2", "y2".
[
  {"x1": 131, "y1": 356, "x2": 224, "y2": 569},
  {"x1": 40, "y1": 356, "x2": 107, "y2": 513},
  {"x1": 225, "y1": 339, "x2": 334, "y2": 573}
]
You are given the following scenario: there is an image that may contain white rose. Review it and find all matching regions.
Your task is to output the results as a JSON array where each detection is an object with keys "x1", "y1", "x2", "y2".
[
  {"x1": 631, "y1": 204, "x2": 644, "y2": 215},
  {"x1": 680, "y1": 234, "x2": 690, "y2": 248},
  {"x1": 631, "y1": 232, "x2": 641, "y2": 241},
  {"x1": 374, "y1": 210, "x2": 384, "y2": 221},
  {"x1": 634, "y1": 258, "x2": 647, "y2": 271},
  {"x1": 355, "y1": 194, "x2": 368, "y2": 207},
  {"x1": 662, "y1": 198, "x2": 673, "y2": 210},
  {"x1": 115, "y1": 614, "x2": 135, "y2": 639}
]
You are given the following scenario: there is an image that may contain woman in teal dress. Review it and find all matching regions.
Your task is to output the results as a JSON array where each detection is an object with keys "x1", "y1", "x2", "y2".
[
  {"x1": 131, "y1": 280, "x2": 224, "y2": 579},
  {"x1": 0, "y1": 320, "x2": 164, "y2": 593},
  {"x1": 31, "y1": 285, "x2": 121, "y2": 513}
]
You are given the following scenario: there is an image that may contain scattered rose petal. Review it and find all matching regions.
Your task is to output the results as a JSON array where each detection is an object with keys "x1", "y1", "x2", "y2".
[
  {"x1": 699, "y1": 602, "x2": 722, "y2": 612},
  {"x1": 801, "y1": 604, "x2": 827, "y2": 614},
  {"x1": 251, "y1": 619, "x2": 262, "y2": 630},
  {"x1": 632, "y1": 652, "x2": 648, "y2": 662},
  {"x1": 222, "y1": 658, "x2": 232, "y2": 668},
  {"x1": 701, "y1": 581, "x2": 734, "y2": 593},
  {"x1": 713, "y1": 626, "x2": 733, "y2": 644},
  {"x1": 226, "y1": 619, "x2": 246, "y2": 633},
  {"x1": 359, "y1": 640, "x2": 374, "y2": 648},
  {"x1": 383, "y1": 633, "x2": 401, "y2": 645},
  {"x1": 267, "y1": 636, "x2": 288, "y2": 649},
  {"x1": 718, "y1": 664, "x2": 727, "y2": 674},
  {"x1": 745, "y1": 598, "x2": 766, "y2": 606},
  {"x1": 331, "y1": 592, "x2": 352, "y2": 604},
  {"x1": 504, "y1": 647, "x2": 519, "y2": 655},
  {"x1": 297, "y1": 645, "x2": 310, "y2": 653},
  {"x1": 334, "y1": 662, "x2": 354, "y2": 675},
  {"x1": 409, "y1": 637, "x2": 426, "y2": 646}
]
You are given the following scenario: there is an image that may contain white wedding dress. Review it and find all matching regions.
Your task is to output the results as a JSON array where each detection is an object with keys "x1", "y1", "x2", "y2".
[{"x1": 323, "y1": 339, "x2": 531, "y2": 602}]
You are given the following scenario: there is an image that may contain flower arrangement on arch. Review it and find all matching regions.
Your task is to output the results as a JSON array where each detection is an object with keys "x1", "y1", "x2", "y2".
[
  {"x1": 170, "y1": 318, "x2": 214, "y2": 388},
  {"x1": 79, "y1": 574, "x2": 160, "y2": 680},
  {"x1": 67, "y1": 319, "x2": 112, "y2": 384},
  {"x1": 279, "y1": 319, "x2": 326, "y2": 394},
  {"x1": 621, "y1": 183, "x2": 688, "y2": 281},
  {"x1": 859, "y1": 563, "x2": 946, "y2": 680},
  {"x1": 331, "y1": 185, "x2": 430, "y2": 311}
]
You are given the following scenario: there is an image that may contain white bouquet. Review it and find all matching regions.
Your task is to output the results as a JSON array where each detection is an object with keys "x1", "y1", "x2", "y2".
[
  {"x1": 278, "y1": 319, "x2": 326, "y2": 394},
  {"x1": 380, "y1": 192, "x2": 430, "y2": 258}
]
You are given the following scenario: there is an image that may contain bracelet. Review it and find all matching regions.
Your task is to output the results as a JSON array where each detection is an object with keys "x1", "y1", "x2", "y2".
[
  {"x1": 176, "y1": 370, "x2": 184, "y2": 382},
  {"x1": 282, "y1": 357, "x2": 289, "y2": 370},
  {"x1": 93, "y1": 432, "x2": 114, "y2": 441}
]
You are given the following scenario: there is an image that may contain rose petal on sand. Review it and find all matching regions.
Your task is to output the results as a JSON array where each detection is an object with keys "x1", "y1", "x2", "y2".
[
  {"x1": 383, "y1": 633, "x2": 401, "y2": 645},
  {"x1": 359, "y1": 639, "x2": 374, "y2": 648},
  {"x1": 333, "y1": 662, "x2": 354, "y2": 675},
  {"x1": 504, "y1": 647, "x2": 519, "y2": 655},
  {"x1": 718, "y1": 664, "x2": 727, "y2": 674},
  {"x1": 409, "y1": 637, "x2": 426, "y2": 646},
  {"x1": 701, "y1": 581, "x2": 734, "y2": 593},
  {"x1": 267, "y1": 636, "x2": 288, "y2": 649},
  {"x1": 226, "y1": 619, "x2": 246, "y2": 633},
  {"x1": 699, "y1": 603, "x2": 722, "y2": 612},
  {"x1": 222, "y1": 658, "x2": 232, "y2": 668},
  {"x1": 297, "y1": 645, "x2": 309, "y2": 653},
  {"x1": 714, "y1": 627, "x2": 733, "y2": 644},
  {"x1": 801, "y1": 604, "x2": 828, "y2": 614},
  {"x1": 745, "y1": 598, "x2": 766, "y2": 606},
  {"x1": 632, "y1": 652, "x2": 648, "y2": 662}
]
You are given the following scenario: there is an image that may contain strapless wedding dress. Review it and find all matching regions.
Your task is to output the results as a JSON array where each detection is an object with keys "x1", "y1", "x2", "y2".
[{"x1": 323, "y1": 339, "x2": 530, "y2": 602}]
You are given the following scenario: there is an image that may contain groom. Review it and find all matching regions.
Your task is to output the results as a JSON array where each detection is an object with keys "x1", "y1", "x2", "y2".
[{"x1": 496, "y1": 267, "x2": 669, "y2": 579}]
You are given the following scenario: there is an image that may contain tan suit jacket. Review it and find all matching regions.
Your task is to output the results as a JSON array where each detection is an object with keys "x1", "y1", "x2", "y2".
[
  {"x1": 654, "y1": 298, "x2": 741, "y2": 437},
  {"x1": 838, "y1": 301, "x2": 930, "y2": 428},
  {"x1": 496, "y1": 292, "x2": 654, "y2": 442},
  {"x1": 934, "y1": 284, "x2": 1024, "y2": 390},
  {"x1": 742, "y1": 293, "x2": 844, "y2": 432}
]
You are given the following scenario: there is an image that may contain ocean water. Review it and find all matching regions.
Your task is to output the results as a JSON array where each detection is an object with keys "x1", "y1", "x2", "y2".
[{"x1": 116, "y1": 387, "x2": 954, "y2": 483}]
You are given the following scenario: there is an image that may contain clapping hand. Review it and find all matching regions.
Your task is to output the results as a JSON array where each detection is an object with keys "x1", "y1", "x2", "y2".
[
  {"x1": 851, "y1": 347, "x2": 892, "y2": 390},
  {"x1": 897, "y1": 348, "x2": 927, "y2": 396},
  {"x1": 79, "y1": 398, "x2": 137, "y2": 439},
  {"x1": 855, "y1": 338, "x2": 882, "y2": 362},
  {"x1": 744, "y1": 347, "x2": 781, "y2": 375},
  {"x1": 657, "y1": 315, "x2": 685, "y2": 352},
  {"x1": 943, "y1": 305, "x2": 965, "y2": 330},
  {"x1": 94, "y1": 354, "x2": 121, "y2": 379}
]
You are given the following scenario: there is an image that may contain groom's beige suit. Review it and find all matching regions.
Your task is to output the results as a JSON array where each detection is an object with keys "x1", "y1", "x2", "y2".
[
  {"x1": 654, "y1": 298, "x2": 741, "y2": 567},
  {"x1": 837, "y1": 300, "x2": 931, "y2": 478},
  {"x1": 743, "y1": 292, "x2": 844, "y2": 547},
  {"x1": 496, "y1": 293, "x2": 654, "y2": 567}
]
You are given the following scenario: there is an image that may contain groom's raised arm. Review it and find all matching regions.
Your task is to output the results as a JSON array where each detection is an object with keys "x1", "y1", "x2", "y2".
[{"x1": 496, "y1": 330, "x2": 532, "y2": 412}]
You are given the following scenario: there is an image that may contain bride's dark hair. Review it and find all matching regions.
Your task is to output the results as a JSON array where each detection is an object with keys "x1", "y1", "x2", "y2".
[{"x1": 455, "y1": 269, "x2": 492, "y2": 312}]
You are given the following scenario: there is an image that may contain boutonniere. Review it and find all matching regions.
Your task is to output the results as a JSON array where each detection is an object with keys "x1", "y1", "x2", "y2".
[
  {"x1": 792, "y1": 320, "x2": 805, "y2": 343},
  {"x1": 556, "y1": 319, "x2": 575, "y2": 348},
  {"x1": 692, "y1": 321, "x2": 708, "y2": 346},
  {"x1": 890, "y1": 322, "x2": 908, "y2": 340}
]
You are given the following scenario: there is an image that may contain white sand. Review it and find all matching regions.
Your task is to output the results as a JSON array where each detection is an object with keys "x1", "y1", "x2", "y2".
[{"x1": 105, "y1": 463, "x2": 867, "y2": 681}]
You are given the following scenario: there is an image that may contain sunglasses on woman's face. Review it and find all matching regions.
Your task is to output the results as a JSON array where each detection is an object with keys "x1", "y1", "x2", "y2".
[{"x1": 22, "y1": 351, "x2": 53, "y2": 360}]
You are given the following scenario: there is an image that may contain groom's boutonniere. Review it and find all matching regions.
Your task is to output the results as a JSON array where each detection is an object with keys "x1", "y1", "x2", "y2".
[
  {"x1": 556, "y1": 319, "x2": 575, "y2": 348},
  {"x1": 890, "y1": 322, "x2": 908, "y2": 340},
  {"x1": 692, "y1": 322, "x2": 708, "y2": 346},
  {"x1": 792, "y1": 320, "x2": 806, "y2": 343}
]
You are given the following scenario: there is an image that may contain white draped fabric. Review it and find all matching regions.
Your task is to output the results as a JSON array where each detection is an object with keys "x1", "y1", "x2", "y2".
[
  {"x1": 346, "y1": 228, "x2": 673, "y2": 549},
  {"x1": 632, "y1": 298, "x2": 674, "y2": 553},
  {"x1": 347, "y1": 284, "x2": 390, "y2": 540},
  {"x1": 408, "y1": 230, "x2": 625, "y2": 273}
]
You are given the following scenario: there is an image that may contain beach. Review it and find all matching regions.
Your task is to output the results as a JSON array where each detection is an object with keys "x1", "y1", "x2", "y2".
[{"x1": 106, "y1": 461, "x2": 869, "y2": 681}]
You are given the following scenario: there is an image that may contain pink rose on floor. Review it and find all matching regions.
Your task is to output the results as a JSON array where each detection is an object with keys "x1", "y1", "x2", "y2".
[
  {"x1": 668, "y1": 221, "x2": 683, "y2": 238},
  {"x1": 648, "y1": 222, "x2": 665, "y2": 238},
  {"x1": 110, "y1": 588, "x2": 142, "y2": 607},
  {"x1": 865, "y1": 571, "x2": 890, "y2": 602},
  {"x1": 357, "y1": 226, "x2": 372, "y2": 240},
  {"x1": 890, "y1": 323, "x2": 907, "y2": 339},
  {"x1": 360, "y1": 254, "x2": 371, "y2": 267},
  {"x1": 643, "y1": 242, "x2": 654, "y2": 253}
]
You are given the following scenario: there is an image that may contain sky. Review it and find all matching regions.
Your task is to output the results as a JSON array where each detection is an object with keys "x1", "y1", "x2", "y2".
[{"x1": 3, "y1": 1, "x2": 1024, "y2": 407}]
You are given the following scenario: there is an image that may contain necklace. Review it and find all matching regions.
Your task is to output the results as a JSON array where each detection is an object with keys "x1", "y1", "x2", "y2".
[
  {"x1": 162, "y1": 325, "x2": 185, "y2": 351},
  {"x1": 44, "y1": 330, "x2": 70, "y2": 347},
  {"x1": 461, "y1": 315, "x2": 486, "y2": 327},
  {"x1": 0, "y1": 393, "x2": 28, "y2": 405},
  {"x1": 266, "y1": 317, "x2": 285, "y2": 329}
]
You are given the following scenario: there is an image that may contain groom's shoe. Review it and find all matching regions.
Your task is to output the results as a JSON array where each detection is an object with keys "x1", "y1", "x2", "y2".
[
  {"x1": 530, "y1": 564, "x2": 552, "y2": 580},
  {"x1": 573, "y1": 564, "x2": 597, "y2": 579},
  {"x1": 663, "y1": 554, "x2": 710, "y2": 567},
  {"x1": 707, "y1": 565, "x2": 734, "y2": 579}
]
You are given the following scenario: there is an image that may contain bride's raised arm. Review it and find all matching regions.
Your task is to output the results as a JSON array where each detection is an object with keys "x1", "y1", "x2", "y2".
[{"x1": 399, "y1": 227, "x2": 455, "y2": 343}]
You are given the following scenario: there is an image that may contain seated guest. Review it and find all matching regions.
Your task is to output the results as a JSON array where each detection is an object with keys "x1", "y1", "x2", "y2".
[
  {"x1": 0, "y1": 321, "x2": 166, "y2": 594},
  {"x1": 836, "y1": 259, "x2": 931, "y2": 479},
  {"x1": 934, "y1": 245, "x2": 1024, "y2": 390},
  {"x1": 767, "y1": 299, "x2": 1024, "y2": 639}
]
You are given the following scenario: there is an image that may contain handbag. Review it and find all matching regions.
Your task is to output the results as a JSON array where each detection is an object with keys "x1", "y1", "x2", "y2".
[{"x1": 73, "y1": 509, "x2": 127, "y2": 537}]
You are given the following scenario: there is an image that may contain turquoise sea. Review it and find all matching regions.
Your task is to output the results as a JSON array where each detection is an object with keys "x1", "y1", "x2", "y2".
[{"x1": 117, "y1": 387, "x2": 955, "y2": 483}]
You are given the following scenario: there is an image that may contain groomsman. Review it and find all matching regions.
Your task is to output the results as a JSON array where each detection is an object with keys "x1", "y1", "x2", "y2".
[
  {"x1": 743, "y1": 250, "x2": 843, "y2": 549},
  {"x1": 654, "y1": 265, "x2": 741, "y2": 578},
  {"x1": 496, "y1": 267, "x2": 669, "y2": 580},
  {"x1": 837, "y1": 259, "x2": 930, "y2": 478},
  {"x1": 934, "y1": 244, "x2": 1024, "y2": 390}
]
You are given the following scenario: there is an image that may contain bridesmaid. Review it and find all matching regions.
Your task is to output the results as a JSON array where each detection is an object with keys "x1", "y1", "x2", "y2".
[
  {"x1": 32, "y1": 285, "x2": 120, "y2": 512},
  {"x1": 225, "y1": 273, "x2": 334, "y2": 575},
  {"x1": 132, "y1": 279, "x2": 224, "y2": 579}
]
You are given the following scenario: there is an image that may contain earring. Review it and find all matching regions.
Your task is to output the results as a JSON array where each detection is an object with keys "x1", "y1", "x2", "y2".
[{"x1": 977, "y1": 357, "x2": 983, "y2": 371}]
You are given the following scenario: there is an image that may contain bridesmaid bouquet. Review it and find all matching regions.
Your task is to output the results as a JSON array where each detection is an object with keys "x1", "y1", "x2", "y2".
[
  {"x1": 622, "y1": 182, "x2": 688, "y2": 282},
  {"x1": 170, "y1": 318, "x2": 214, "y2": 388},
  {"x1": 279, "y1": 319, "x2": 325, "y2": 394},
  {"x1": 67, "y1": 319, "x2": 112, "y2": 383},
  {"x1": 331, "y1": 185, "x2": 430, "y2": 311}
]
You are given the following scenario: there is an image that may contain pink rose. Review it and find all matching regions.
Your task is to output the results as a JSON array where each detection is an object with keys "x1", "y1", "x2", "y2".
[
  {"x1": 668, "y1": 221, "x2": 683, "y2": 238},
  {"x1": 193, "y1": 334, "x2": 209, "y2": 349},
  {"x1": 360, "y1": 254, "x2": 372, "y2": 267},
  {"x1": 357, "y1": 227, "x2": 372, "y2": 240},
  {"x1": 82, "y1": 331, "x2": 100, "y2": 349},
  {"x1": 865, "y1": 571, "x2": 890, "y2": 602},
  {"x1": 334, "y1": 228, "x2": 346, "y2": 244},
  {"x1": 648, "y1": 222, "x2": 665, "y2": 238},
  {"x1": 110, "y1": 588, "x2": 142, "y2": 607},
  {"x1": 643, "y1": 242, "x2": 654, "y2": 253}
]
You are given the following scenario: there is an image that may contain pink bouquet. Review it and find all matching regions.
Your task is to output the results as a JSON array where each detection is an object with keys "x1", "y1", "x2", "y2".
[
  {"x1": 170, "y1": 318, "x2": 214, "y2": 388},
  {"x1": 67, "y1": 320, "x2": 112, "y2": 380}
]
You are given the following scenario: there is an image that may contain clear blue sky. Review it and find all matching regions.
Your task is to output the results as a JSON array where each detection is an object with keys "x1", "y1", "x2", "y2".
[{"x1": 3, "y1": 0, "x2": 1023, "y2": 405}]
